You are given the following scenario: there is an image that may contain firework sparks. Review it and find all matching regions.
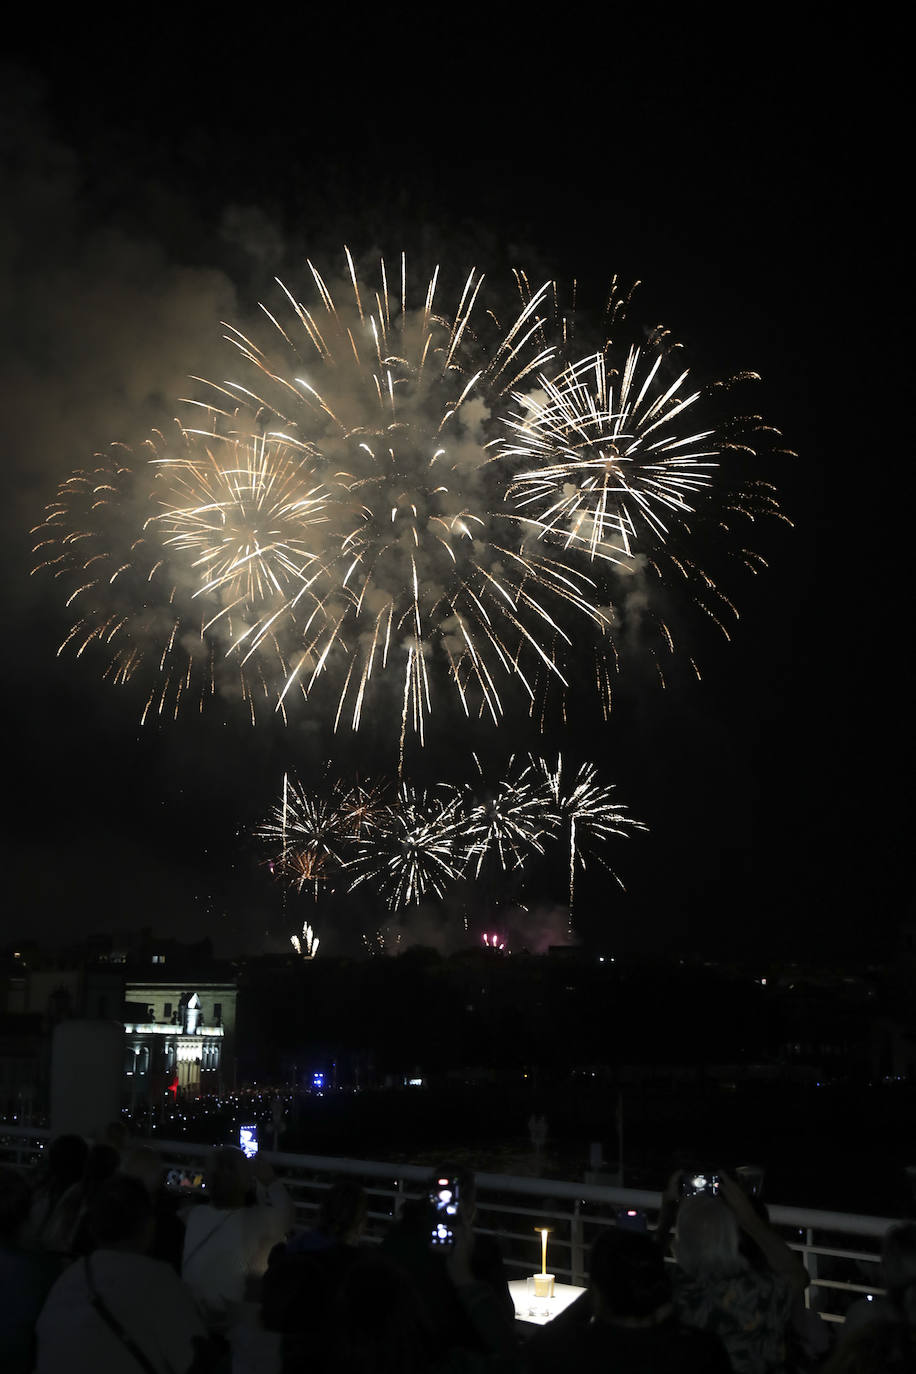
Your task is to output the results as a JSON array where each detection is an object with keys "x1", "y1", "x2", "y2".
[
  {"x1": 449, "y1": 753, "x2": 553, "y2": 877},
  {"x1": 503, "y1": 347, "x2": 717, "y2": 560},
  {"x1": 34, "y1": 252, "x2": 788, "y2": 743},
  {"x1": 529, "y1": 754, "x2": 648, "y2": 927},
  {"x1": 347, "y1": 784, "x2": 467, "y2": 909},
  {"x1": 260, "y1": 774, "x2": 381, "y2": 897},
  {"x1": 259, "y1": 753, "x2": 645, "y2": 919}
]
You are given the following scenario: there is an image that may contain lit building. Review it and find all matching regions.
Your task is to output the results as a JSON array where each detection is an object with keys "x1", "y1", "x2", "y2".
[{"x1": 123, "y1": 980, "x2": 237, "y2": 1102}]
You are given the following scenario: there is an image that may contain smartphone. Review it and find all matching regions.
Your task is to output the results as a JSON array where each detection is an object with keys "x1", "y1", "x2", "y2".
[
  {"x1": 680, "y1": 1171, "x2": 720, "y2": 1198},
  {"x1": 239, "y1": 1123, "x2": 259, "y2": 1160},
  {"x1": 430, "y1": 1176, "x2": 460, "y2": 1247}
]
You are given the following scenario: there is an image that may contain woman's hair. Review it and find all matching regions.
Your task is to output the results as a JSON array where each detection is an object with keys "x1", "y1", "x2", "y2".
[
  {"x1": 675, "y1": 1195, "x2": 744, "y2": 1279},
  {"x1": 590, "y1": 1228, "x2": 672, "y2": 1320},
  {"x1": 318, "y1": 1177, "x2": 368, "y2": 1241},
  {"x1": 206, "y1": 1146, "x2": 252, "y2": 1209}
]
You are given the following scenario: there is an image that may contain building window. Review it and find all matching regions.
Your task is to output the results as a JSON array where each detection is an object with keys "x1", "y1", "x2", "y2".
[
  {"x1": 152, "y1": 954, "x2": 166, "y2": 965},
  {"x1": 163, "y1": 1002, "x2": 172, "y2": 1018},
  {"x1": 213, "y1": 1003, "x2": 222, "y2": 1025}
]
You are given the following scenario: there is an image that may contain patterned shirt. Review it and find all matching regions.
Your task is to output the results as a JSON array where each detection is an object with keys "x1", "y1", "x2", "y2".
[{"x1": 674, "y1": 1265, "x2": 796, "y2": 1374}]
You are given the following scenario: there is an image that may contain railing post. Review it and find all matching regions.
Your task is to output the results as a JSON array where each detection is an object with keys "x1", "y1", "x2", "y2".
[
  {"x1": 570, "y1": 1199, "x2": 585, "y2": 1286},
  {"x1": 805, "y1": 1227, "x2": 818, "y2": 1309}
]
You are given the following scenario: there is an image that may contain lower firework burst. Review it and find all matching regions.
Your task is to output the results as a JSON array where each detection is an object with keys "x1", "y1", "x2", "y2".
[
  {"x1": 346, "y1": 784, "x2": 467, "y2": 909},
  {"x1": 258, "y1": 753, "x2": 646, "y2": 918}
]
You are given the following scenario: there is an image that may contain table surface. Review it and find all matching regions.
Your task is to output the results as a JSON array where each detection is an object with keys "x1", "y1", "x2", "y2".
[{"x1": 508, "y1": 1278, "x2": 587, "y2": 1326}]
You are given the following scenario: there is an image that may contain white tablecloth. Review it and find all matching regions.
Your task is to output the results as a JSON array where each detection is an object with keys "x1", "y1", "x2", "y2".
[{"x1": 509, "y1": 1278, "x2": 587, "y2": 1326}]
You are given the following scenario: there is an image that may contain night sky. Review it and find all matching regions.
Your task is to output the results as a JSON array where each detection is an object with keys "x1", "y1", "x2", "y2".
[{"x1": 0, "y1": 17, "x2": 904, "y2": 961}]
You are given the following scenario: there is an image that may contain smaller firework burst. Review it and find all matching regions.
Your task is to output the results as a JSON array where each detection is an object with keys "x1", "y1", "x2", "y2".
[
  {"x1": 260, "y1": 773, "x2": 368, "y2": 897},
  {"x1": 347, "y1": 784, "x2": 467, "y2": 909},
  {"x1": 258, "y1": 754, "x2": 646, "y2": 927},
  {"x1": 448, "y1": 754, "x2": 553, "y2": 877},
  {"x1": 528, "y1": 754, "x2": 648, "y2": 924}
]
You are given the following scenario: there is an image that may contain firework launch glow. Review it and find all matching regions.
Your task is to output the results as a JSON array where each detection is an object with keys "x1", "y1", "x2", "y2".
[
  {"x1": 258, "y1": 753, "x2": 646, "y2": 915},
  {"x1": 290, "y1": 920, "x2": 319, "y2": 958},
  {"x1": 33, "y1": 250, "x2": 791, "y2": 746}
]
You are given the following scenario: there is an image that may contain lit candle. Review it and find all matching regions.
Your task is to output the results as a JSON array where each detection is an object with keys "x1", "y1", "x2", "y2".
[{"x1": 541, "y1": 1227, "x2": 548, "y2": 1275}]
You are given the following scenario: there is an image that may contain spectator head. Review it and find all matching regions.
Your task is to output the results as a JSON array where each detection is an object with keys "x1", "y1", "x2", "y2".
[
  {"x1": 206, "y1": 1146, "x2": 252, "y2": 1209},
  {"x1": 590, "y1": 1228, "x2": 673, "y2": 1324},
  {"x1": 120, "y1": 1146, "x2": 165, "y2": 1198},
  {"x1": 45, "y1": 1133, "x2": 89, "y2": 1193},
  {"x1": 317, "y1": 1176, "x2": 368, "y2": 1245},
  {"x1": 0, "y1": 1165, "x2": 31, "y2": 1243},
  {"x1": 88, "y1": 1175, "x2": 155, "y2": 1253},
  {"x1": 99, "y1": 1120, "x2": 128, "y2": 1156},
  {"x1": 675, "y1": 1195, "x2": 744, "y2": 1280},
  {"x1": 81, "y1": 1143, "x2": 120, "y2": 1197},
  {"x1": 827, "y1": 1320, "x2": 916, "y2": 1373},
  {"x1": 883, "y1": 1221, "x2": 916, "y2": 1323}
]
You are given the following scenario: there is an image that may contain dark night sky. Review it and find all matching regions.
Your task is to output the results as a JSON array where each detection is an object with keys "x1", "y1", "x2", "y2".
[{"x1": 0, "y1": 16, "x2": 906, "y2": 961}]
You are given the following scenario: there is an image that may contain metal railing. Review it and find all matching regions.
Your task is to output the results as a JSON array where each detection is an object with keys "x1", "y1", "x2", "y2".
[{"x1": 1, "y1": 1122, "x2": 897, "y2": 1324}]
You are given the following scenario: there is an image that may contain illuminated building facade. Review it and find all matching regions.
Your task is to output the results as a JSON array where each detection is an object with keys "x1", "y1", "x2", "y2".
[{"x1": 123, "y1": 980, "x2": 237, "y2": 1102}]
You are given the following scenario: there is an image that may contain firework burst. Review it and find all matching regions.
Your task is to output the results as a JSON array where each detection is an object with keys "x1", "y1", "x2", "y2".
[
  {"x1": 258, "y1": 753, "x2": 645, "y2": 919},
  {"x1": 34, "y1": 251, "x2": 789, "y2": 741},
  {"x1": 448, "y1": 754, "x2": 553, "y2": 877},
  {"x1": 528, "y1": 753, "x2": 647, "y2": 927},
  {"x1": 260, "y1": 772, "x2": 385, "y2": 897}
]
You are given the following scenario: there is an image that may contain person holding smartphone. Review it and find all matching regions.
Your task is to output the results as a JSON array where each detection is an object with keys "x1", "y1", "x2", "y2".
[
  {"x1": 659, "y1": 1172, "x2": 808, "y2": 1374},
  {"x1": 181, "y1": 1146, "x2": 293, "y2": 1335},
  {"x1": 379, "y1": 1163, "x2": 515, "y2": 1362}
]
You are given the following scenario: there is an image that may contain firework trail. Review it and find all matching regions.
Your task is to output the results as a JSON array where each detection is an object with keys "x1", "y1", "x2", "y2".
[{"x1": 34, "y1": 251, "x2": 790, "y2": 743}]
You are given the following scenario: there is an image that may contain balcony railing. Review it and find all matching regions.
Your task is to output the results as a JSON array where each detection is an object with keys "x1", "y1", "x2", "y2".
[{"x1": 0, "y1": 1122, "x2": 897, "y2": 1324}]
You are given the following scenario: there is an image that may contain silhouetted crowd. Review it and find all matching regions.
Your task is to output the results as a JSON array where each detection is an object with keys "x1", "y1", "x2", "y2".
[{"x1": 2, "y1": 1129, "x2": 914, "y2": 1373}]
